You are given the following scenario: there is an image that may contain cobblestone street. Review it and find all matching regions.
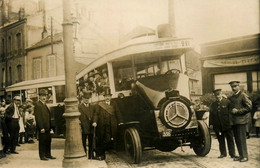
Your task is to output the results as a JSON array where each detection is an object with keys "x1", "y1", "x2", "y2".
[
  {"x1": 0, "y1": 135, "x2": 259, "y2": 168},
  {"x1": 106, "y1": 135, "x2": 260, "y2": 168}
]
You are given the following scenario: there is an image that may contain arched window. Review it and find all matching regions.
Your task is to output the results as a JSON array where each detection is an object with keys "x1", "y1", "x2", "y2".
[
  {"x1": 2, "y1": 68, "x2": 5, "y2": 88},
  {"x1": 8, "y1": 36, "x2": 12, "y2": 54},
  {"x1": 9, "y1": 67, "x2": 12, "y2": 85},
  {"x1": 16, "y1": 33, "x2": 22, "y2": 52},
  {"x1": 17, "y1": 65, "x2": 22, "y2": 82}
]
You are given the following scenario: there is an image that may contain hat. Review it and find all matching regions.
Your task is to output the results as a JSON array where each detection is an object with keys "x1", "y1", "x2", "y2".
[
  {"x1": 102, "y1": 69, "x2": 108, "y2": 74},
  {"x1": 104, "y1": 88, "x2": 112, "y2": 96},
  {"x1": 89, "y1": 72, "x2": 94, "y2": 77},
  {"x1": 93, "y1": 69, "x2": 100, "y2": 75},
  {"x1": 13, "y1": 96, "x2": 21, "y2": 101},
  {"x1": 39, "y1": 89, "x2": 48, "y2": 96},
  {"x1": 213, "y1": 89, "x2": 222, "y2": 95},
  {"x1": 82, "y1": 91, "x2": 92, "y2": 99},
  {"x1": 229, "y1": 81, "x2": 240, "y2": 86}
]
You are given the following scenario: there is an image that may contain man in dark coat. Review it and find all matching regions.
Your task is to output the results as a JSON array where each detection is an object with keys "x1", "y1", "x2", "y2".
[
  {"x1": 209, "y1": 89, "x2": 235, "y2": 158},
  {"x1": 78, "y1": 91, "x2": 97, "y2": 159},
  {"x1": 34, "y1": 89, "x2": 56, "y2": 161},
  {"x1": 228, "y1": 81, "x2": 252, "y2": 162},
  {"x1": 5, "y1": 96, "x2": 21, "y2": 154},
  {"x1": 94, "y1": 88, "x2": 123, "y2": 160}
]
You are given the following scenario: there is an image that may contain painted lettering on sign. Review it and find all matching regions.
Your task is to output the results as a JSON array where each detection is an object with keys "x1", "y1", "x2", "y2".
[
  {"x1": 154, "y1": 40, "x2": 191, "y2": 50},
  {"x1": 203, "y1": 55, "x2": 259, "y2": 67}
]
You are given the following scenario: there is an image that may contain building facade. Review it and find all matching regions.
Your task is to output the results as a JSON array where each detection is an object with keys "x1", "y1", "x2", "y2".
[
  {"x1": 0, "y1": 14, "x2": 27, "y2": 98},
  {"x1": 200, "y1": 34, "x2": 260, "y2": 94}
]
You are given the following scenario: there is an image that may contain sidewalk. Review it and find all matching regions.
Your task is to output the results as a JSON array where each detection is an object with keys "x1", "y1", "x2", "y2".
[{"x1": 0, "y1": 138, "x2": 107, "y2": 168}]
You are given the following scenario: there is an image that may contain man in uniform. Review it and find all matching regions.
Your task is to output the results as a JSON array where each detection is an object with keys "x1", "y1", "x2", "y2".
[
  {"x1": 209, "y1": 89, "x2": 235, "y2": 158},
  {"x1": 228, "y1": 81, "x2": 252, "y2": 162},
  {"x1": 34, "y1": 89, "x2": 56, "y2": 161},
  {"x1": 78, "y1": 91, "x2": 97, "y2": 159},
  {"x1": 5, "y1": 96, "x2": 21, "y2": 154},
  {"x1": 94, "y1": 88, "x2": 123, "y2": 160}
]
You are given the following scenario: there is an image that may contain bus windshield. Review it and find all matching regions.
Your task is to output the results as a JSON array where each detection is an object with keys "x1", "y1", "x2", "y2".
[{"x1": 113, "y1": 55, "x2": 183, "y2": 92}]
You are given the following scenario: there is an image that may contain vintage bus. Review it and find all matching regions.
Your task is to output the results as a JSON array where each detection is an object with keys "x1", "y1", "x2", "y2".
[
  {"x1": 76, "y1": 36, "x2": 211, "y2": 163},
  {"x1": 6, "y1": 35, "x2": 211, "y2": 163},
  {"x1": 5, "y1": 75, "x2": 66, "y2": 135}
]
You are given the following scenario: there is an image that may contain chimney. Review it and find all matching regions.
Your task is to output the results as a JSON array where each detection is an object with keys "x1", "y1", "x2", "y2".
[
  {"x1": 168, "y1": 0, "x2": 176, "y2": 37},
  {"x1": 1, "y1": 0, "x2": 9, "y2": 25},
  {"x1": 40, "y1": 0, "x2": 48, "y2": 39},
  {"x1": 42, "y1": 26, "x2": 48, "y2": 39},
  {"x1": 18, "y1": 8, "x2": 25, "y2": 20}
]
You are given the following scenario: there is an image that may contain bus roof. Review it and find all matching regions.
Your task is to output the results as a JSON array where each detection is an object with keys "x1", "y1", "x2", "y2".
[
  {"x1": 76, "y1": 37, "x2": 193, "y2": 79},
  {"x1": 6, "y1": 75, "x2": 65, "y2": 92}
]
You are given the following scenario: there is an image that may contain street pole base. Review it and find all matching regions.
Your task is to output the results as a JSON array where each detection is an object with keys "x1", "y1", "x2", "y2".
[{"x1": 62, "y1": 157, "x2": 107, "y2": 168}]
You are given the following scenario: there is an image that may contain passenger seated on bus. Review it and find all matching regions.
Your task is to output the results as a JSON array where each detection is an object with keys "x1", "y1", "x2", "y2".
[
  {"x1": 87, "y1": 72, "x2": 96, "y2": 93},
  {"x1": 100, "y1": 69, "x2": 109, "y2": 88},
  {"x1": 93, "y1": 70, "x2": 103, "y2": 95}
]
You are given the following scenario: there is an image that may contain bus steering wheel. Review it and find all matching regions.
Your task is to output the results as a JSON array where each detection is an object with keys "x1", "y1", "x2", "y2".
[{"x1": 165, "y1": 69, "x2": 181, "y2": 75}]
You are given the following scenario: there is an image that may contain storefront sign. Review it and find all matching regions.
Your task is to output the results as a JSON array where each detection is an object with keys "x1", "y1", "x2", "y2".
[{"x1": 203, "y1": 55, "x2": 259, "y2": 68}]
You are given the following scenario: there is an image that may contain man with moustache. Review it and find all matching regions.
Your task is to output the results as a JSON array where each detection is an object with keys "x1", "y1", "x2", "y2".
[
  {"x1": 209, "y1": 89, "x2": 236, "y2": 159},
  {"x1": 228, "y1": 81, "x2": 252, "y2": 162},
  {"x1": 34, "y1": 89, "x2": 56, "y2": 161}
]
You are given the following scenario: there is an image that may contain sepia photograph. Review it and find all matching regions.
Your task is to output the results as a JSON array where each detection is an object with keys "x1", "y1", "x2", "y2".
[{"x1": 0, "y1": 0, "x2": 259, "y2": 167}]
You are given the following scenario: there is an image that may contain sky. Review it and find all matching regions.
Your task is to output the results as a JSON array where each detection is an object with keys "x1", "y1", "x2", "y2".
[{"x1": 84, "y1": 0, "x2": 259, "y2": 51}]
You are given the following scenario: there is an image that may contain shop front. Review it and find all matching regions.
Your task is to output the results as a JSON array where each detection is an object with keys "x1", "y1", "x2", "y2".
[{"x1": 200, "y1": 34, "x2": 260, "y2": 94}]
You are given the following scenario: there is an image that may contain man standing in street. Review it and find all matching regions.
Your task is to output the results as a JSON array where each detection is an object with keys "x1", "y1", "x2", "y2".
[
  {"x1": 209, "y1": 89, "x2": 236, "y2": 159},
  {"x1": 228, "y1": 81, "x2": 252, "y2": 162},
  {"x1": 94, "y1": 88, "x2": 123, "y2": 160},
  {"x1": 34, "y1": 89, "x2": 56, "y2": 161},
  {"x1": 78, "y1": 91, "x2": 97, "y2": 159},
  {"x1": 5, "y1": 96, "x2": 21, "y2": 154}
]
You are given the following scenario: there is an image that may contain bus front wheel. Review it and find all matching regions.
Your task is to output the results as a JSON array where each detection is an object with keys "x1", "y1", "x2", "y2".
[{"x1": 124, "y1": 127, "x2": 142, "y2": 164}]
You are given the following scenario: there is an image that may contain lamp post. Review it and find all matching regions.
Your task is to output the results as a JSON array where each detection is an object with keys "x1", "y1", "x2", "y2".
[{"x1": 62, "y1": 0, "x2": 87, "y2": 167}]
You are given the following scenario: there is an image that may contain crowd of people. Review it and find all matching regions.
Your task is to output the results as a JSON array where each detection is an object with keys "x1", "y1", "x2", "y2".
[
  {"x1": 0, "y1": 97, "x2": 36, "y2": 159},
  {"x1": 78, "y1": 69, "x2": 110, "y2": 100},
  {"x1": 208, "y1": 81, "x2": 260, "y2": 163}
]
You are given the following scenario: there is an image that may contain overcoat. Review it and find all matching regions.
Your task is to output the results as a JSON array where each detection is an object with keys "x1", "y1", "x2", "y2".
[
  {"x1": 209, "y1": 97, "x2": 232, "y2": 132},
  {"x1": 94, "y1": 101, "x2": 123, "y2": 142},
  {"x1": 228, "y1": 91, "x2": 252, "y2": 125},
  {"x1": 78, "y1": 103, "x2": 97, "y2": 134},
  {"x1": 34, "y1": 101, "x2": 51, "y2": 131}
]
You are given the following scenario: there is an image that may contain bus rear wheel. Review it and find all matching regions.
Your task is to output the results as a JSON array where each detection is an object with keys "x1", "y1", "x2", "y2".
[{"x1": 124, "y1": 128, "x2": 142, "y2": 164}]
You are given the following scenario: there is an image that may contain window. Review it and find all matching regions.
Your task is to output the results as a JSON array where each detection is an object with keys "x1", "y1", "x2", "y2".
[
  {"x1": 2, "y1": 68, "x2": 5, "y2": 88},
  {"x1": 252, "y1": 71, "x2": 260, "y2": 92},
  {"x1": 9, "y1": 67, "x2": 12, "y2": 85},
  {"x1": 8, "y1": 36, "x2": 12, "y2": 53},
  {"x1": 16, "y1": 33, "x2": 22, "y2": 51},
  {"x1": 214, "y1": 72, "x2": 247, "y2": 92},
  {"x1": 113, "y1": 60, "x2": 134, "y2": 91},
  {"x1": 1, "y1": 38, "x2": 5, "y2": 56},
  {"x1": 33, "y1": 58, "x2": 41, "y2": 79},
  {"x1": 17, "y1": 65, "x2": 22, "y2": 82},
  {"x1": 55, "y1": 85, "x2": 65, "y2": 103},
  {"x1": 47, "y1": 55, "x2": 56, "y2": 77}
]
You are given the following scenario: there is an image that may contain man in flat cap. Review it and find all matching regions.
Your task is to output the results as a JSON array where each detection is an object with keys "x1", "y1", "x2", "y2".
[
  {"x1": 228, "y1": 81, "x2": 252, "y2": 162},
  {"x1": 78, "y1": 91, "x2": 97, "y2": 159},
  {"x1": 209, "y1": 89, "x2": 236, "y2": 158},
  {"x1": 5, "y1": 96, "x2": 21, "y2": 154},
  {"x1": 34, "y1": 89, "x2": 56, "y2": 161}
]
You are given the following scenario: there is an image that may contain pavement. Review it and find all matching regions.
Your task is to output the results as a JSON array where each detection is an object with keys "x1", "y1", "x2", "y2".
[{"x1": 0, "y1": 138, "x2": 107, "y2": 168}]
